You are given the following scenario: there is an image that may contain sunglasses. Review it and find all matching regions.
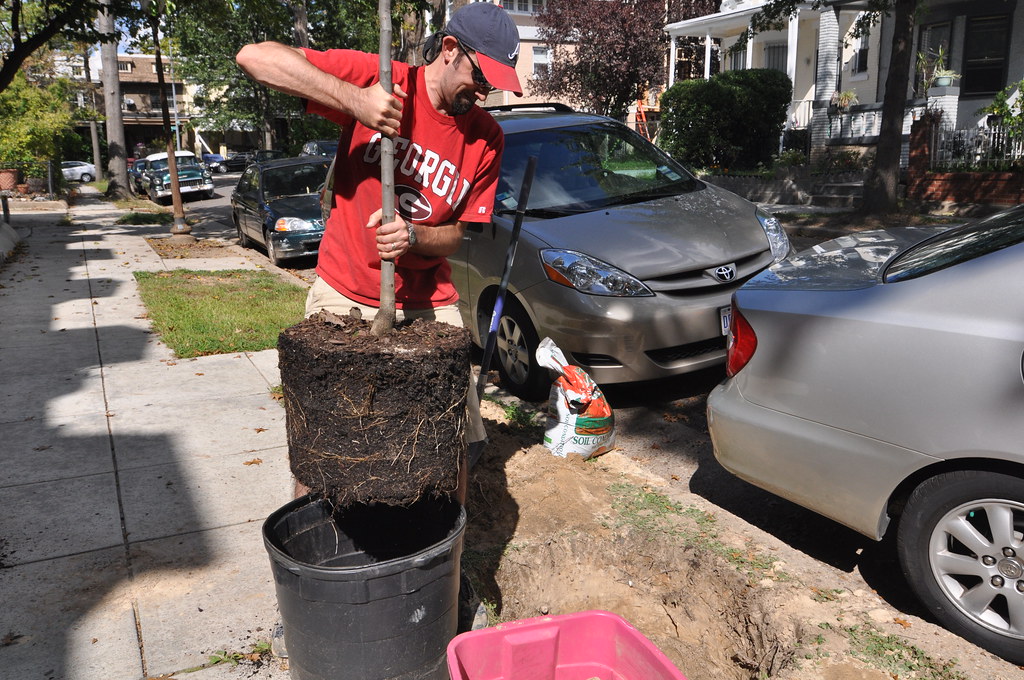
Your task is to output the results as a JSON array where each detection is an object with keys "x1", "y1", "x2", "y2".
[{"x1": 457, "y1": 41, "x2": 493, "y2": 91}]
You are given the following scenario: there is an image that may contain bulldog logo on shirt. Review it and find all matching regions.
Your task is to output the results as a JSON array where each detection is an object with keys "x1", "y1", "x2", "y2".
[{"x1": 395, "y1": 185, "x2": 433, "y2": 222}]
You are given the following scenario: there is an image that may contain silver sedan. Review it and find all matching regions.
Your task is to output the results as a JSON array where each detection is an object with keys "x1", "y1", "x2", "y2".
[{"x1": 707, "y1": 206, "x2": 1024, "y2": 664}]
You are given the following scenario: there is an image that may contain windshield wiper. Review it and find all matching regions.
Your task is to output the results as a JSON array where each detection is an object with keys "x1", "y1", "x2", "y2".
[{"x1": 496, "y1": 206, "x2": 590, "y2": 218}]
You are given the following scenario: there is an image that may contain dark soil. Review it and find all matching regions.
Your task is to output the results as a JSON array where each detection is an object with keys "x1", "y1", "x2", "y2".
[
  {"x1": 146, "y1": 237, "x2": 239, "y2": 259},
  {"x1": 278, "y1": 312, "x2": 472, "y2": 506}
]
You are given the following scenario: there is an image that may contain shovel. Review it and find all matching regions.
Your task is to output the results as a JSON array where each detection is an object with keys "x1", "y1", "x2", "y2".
[{"x1": 476, "y1": 155, "x2": 538, "y2": 402}]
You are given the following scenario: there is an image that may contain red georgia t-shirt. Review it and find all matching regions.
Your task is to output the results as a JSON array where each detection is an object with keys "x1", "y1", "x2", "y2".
[{"x1": 302, "y1": 48, "x2": 504, "y2": 309}]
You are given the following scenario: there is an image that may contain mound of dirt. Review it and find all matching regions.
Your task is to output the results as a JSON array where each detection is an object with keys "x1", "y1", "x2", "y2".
[{"x1": 464, "y1": 401, "x2": 803, "y2": 680}]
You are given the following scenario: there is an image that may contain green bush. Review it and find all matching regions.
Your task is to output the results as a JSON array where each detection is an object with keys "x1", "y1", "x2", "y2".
[
  {"x1": 659, "y1": 69, "x2": 791, "y2": 171},
  {"x1": 0, "y1": 71, "x2": 75, "y2": 173}
]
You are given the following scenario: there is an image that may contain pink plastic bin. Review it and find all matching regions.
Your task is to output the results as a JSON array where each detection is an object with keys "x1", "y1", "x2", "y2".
[{"x1": 446, "y1": 610, "x2": 688, "y2": 680}]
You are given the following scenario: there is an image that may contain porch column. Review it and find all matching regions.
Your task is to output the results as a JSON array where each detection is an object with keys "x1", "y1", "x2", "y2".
[
  {"x1": 669, "y1": 34, "x2": 677, "y2": 87},
  {"x1": 704, "y1": 32, "x2": 713, "y2": 80},
  {"x1": 809, "y1": 8, "x2": 840, "y2": 164},
  {"x1": 746, "y1": 27, "x2": 754, "y2": 69},
  {"x1": 785, "y1": 11, "x2": 799, "y2": 130}
]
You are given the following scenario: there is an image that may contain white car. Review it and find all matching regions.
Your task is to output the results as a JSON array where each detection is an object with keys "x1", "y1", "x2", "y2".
[{"x1": 61, "y1": 161, "x2": 96, "y2": 183}]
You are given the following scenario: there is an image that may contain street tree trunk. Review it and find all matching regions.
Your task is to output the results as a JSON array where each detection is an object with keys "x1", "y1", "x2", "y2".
[
  {"x1": 149, "y1": 14, "x2": 191, "y2": 238},
  {"x1": 97, "y1": 0, "x2": 131, "y2": 199},
  {"x1": 862, "y1": 0, "x2": 918, "y2": 214}
]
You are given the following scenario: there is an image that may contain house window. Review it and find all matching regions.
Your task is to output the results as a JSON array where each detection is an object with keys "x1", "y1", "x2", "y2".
[
  {"x1": 729, "y1": 45, "x2": 746, "y2": 71},
  {"x1": 853, "y1": 32, "x2": 869, "y2": 74},
  {"x1": 763, "y1": 43, "x2": 786, "y2": 72},
  {"x1": 532, "y1": 47, "x2": 549, "y2": 77},
  {"x1": 511, "y1": 0, "x2": 544, "y2": 13},
  {"x1": 117, "y1": 62, "x2": 133, "y2": 72},
  {"x1": 72, "y1": 65, "x2": 84, "y2": 77},
  {"x1": 961, "y1": 15, "x2": 1008, "y2": 95},
  {"x1": 916, "y1": 22, "x2": 951, "y2": 94}
]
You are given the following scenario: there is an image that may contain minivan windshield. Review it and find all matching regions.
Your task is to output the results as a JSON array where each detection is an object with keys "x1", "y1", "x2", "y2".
[{"x1": 495, "y1": 122, "x2": 699, "y2": 214}]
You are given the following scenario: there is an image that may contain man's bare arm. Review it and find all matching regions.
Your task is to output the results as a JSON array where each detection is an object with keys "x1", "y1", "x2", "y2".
[{"x1": 235, "y1": 42, "x2": 404, "y2": 136}]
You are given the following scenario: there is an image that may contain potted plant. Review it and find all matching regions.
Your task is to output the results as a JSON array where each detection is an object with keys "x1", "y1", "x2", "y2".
[
  {"x1": 917, "y1": 45, "x2": 960, "y2": 93},
  {"x1": 828, "y1": 90, "x2": 858, "y2": 115}
]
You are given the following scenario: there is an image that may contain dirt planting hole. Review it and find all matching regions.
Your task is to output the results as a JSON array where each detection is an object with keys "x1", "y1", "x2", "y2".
[{"x1": 463, "y1": 400, "x2": 804, "y2": 680}]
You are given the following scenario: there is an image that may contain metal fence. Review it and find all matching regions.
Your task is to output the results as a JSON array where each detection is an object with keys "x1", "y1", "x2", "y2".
[{"x1": 932, "y1": 125, "x2": 1024, "y2": 171}]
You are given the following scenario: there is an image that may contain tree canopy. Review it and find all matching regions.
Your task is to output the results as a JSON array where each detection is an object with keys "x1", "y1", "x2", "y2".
[
  {"x1": 0, "y1": 0, "x2": 137, "y2": 93},
  {"x1": 532, "y1": 0, "x2": 667, "y2": 119}
]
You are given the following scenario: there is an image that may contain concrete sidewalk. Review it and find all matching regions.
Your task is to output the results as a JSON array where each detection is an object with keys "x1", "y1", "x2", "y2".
[{"x1": 0, "y1": 190, "x2": 293, "y2": 679}]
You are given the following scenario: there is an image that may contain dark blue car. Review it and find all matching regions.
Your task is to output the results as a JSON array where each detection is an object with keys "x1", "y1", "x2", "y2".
[
  {"x1": 202, "y1": 153, "x2": 228, "y2": 174},
  {"x1": 230, "y1": 157, "x2": 330, "y2": 265}
]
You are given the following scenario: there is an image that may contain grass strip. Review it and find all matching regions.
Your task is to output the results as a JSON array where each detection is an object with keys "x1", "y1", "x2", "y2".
[{"x1": 134, "y1": 269, "x2": 306, "y2": 357}]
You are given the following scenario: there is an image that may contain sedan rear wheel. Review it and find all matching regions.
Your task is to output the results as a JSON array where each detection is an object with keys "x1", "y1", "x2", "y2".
[
  {"x1": 493, "y1": 299, "x2": 549, "y2": 402},
  {"x1": 897, "y1": 470, "x2": 1024, "y2": 665},
  {"x1": 235, "y1": 216, "x2": 251, "y2": 249}
]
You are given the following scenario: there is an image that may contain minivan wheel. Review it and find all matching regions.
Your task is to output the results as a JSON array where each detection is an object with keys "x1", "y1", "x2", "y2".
[
  {"x1": 897, "y1": 470, "x2": 1024, "y2": 665},
  {"x1": 493, "y1": 299, "x2": 549, "y2": 402}
]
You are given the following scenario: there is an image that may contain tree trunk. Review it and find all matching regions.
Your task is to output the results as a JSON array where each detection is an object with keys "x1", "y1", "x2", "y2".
[
  {"x1": 150, "y1": 14, "x2": 190, "y2": 237},
  {"x1": 288, "y1": 0, "x2": 310, "y2": 48},
  {"x1": 97, "y1": 0, "x2": 131, "y2": 199},
  {"x1": 862, "y1": 0, "x2": 917, "y2": 214}
]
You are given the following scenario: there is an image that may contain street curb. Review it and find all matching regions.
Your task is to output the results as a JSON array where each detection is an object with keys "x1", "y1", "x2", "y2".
[{"x1": 0, "y1": 220, "x2": 20, "y2": 266}]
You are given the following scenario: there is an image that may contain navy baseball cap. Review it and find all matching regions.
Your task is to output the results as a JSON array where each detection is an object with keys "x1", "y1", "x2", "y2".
[{"x1": 445, "y1": 3, "x2": 522, "y2": 95}]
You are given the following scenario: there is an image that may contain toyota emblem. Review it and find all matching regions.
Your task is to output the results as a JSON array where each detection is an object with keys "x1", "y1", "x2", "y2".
[{"x1": 713, "y1": 265, "x2": 737, "y2": 282}]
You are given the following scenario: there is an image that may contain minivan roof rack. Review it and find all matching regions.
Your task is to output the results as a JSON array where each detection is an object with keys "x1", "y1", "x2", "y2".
[{"x1": 484, "y1": 103, "x2": 575, "y2": 113}]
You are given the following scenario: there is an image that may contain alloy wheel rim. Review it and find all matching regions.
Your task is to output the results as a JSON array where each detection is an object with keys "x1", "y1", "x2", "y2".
[
  {"x1": 496, "y1": 315, "x2": 530, "y2": 385},
  {"x1": 928, "y1": 498, "x2": 1024, "y2": 639}
]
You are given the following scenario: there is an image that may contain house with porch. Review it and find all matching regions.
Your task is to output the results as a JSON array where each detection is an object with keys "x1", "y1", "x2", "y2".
[{"x1": 664, "y1": 0, "x2": 1024, "y2": 170}]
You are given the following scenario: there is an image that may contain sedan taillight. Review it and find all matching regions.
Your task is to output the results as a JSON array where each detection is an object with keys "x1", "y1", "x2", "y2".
[{"x1": 726, "y1": 304, "x2": 756, "y2": 377}]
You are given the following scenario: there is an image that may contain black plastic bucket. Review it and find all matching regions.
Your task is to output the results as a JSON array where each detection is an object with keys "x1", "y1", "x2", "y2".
[{"x1": 263, "y1": 494, "x2": 466, "y2": 680}]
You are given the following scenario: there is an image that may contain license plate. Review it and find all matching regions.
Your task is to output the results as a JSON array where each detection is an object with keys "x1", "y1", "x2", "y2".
[{"x1": 719, "y1": 306, "x2": 732, "y2": 336}]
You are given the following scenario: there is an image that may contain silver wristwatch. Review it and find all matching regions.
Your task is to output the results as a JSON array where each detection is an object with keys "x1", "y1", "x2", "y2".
[{"x1": 407, "y1": 223, "x2": 417, "y2": 246}]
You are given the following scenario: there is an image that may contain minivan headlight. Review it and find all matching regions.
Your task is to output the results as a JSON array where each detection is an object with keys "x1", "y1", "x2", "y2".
[
  {"x1": 757, "y1": 207, "x2": 791, "y2": 262},
  {"x1": 540, "y1": 249, "x2": 653, "y2": 297}
]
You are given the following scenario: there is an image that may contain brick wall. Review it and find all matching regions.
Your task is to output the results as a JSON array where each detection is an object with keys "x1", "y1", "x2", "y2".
[{"x1": 906, "y1": 118, "x2": 1024, "y2": 206}]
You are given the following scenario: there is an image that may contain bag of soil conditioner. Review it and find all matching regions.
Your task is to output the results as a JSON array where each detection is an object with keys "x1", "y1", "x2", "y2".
[{"x1": 536, "y1": 337, "x2": 615, "y2": 459}]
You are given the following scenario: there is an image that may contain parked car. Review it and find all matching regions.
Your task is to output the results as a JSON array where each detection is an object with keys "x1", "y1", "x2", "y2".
[
  {"x1": 299, "y1": 140, "x2": 339, "y2": 157},
  {"x1": 202, "y1": 153, "x2": 228, "y2": 174},
  {"x1": 223, "y1": 152, "x2": 255, "y2": 171},
  {"x1": 140, "y1": 151, "x2": 215, "y2": 204},
  {"x1": 706, "y1": 206, "x2": 1024, "y2": 665},
  {"x1": 128, "y1": 158, "x2": 149, "y2": 195},
  {"x1": 447, "y1": 105, "x2": 791, "y2": 400},
  {"x1": 254, "y1": 149, "x2": 287, "y2": 163},
  {"x1": 231, "y1": 157, "x2": 330, "y2": 265},
  {"x1": 61, "y1": 161, "x2": 96, "y2": 183}
]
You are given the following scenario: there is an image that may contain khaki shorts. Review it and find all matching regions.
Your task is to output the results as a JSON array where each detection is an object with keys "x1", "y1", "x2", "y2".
[{"x1": 304, "y1": 277, "x2": 485, "y2": 445}]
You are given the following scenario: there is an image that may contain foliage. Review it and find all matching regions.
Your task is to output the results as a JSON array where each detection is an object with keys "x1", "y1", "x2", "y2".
[
  {"x1": 0, "y1": 70, "x2": 75, "y2": 172},
  {"x1": 532, "y1": 0, "x2": 666, "y2": 120},
  {"x1": 978, "y1": 79, "x2": 1024, "y2": 139},
  {"x1": 659, "y1": 68, "x2": 791, "y2": 170},
  {"x1": 773, "y1": 149, "x2": 807, "y2": 167},
  {"x1": 0, "y1": 0, "x2": 136, "y2": 94},
  {"x1": 170, "y1": 0, "x2": 428, "y2": 149}
]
